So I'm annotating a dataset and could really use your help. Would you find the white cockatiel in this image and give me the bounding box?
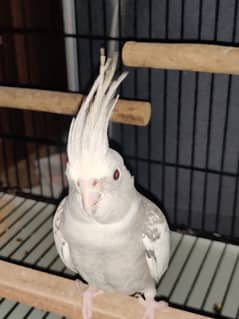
[53,50,170,319]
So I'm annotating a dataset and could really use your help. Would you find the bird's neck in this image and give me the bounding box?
[67,187,141,225]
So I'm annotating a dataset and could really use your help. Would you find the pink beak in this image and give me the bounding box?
[78,179,101,213]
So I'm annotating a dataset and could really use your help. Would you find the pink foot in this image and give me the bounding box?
[138,297,168,319]
[81,285,103,319]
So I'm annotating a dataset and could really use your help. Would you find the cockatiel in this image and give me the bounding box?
[53,50,170,319]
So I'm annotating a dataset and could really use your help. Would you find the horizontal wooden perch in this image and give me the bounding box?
[0,261,210,319]
[123,41,239,75]
[0,86,151,126]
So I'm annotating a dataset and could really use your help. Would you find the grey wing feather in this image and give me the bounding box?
[141,196,170,282]
[53,197,77,273]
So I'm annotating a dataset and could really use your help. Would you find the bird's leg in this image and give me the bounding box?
[75,280,103,319]
[138,297,168,319]
[137,286,168,319]
[82,286,102,319]
[80,283,103,319]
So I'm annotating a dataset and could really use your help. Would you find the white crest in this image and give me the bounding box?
[67,50,127,177]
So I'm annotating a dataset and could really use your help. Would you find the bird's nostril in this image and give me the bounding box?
[92,179,97,187]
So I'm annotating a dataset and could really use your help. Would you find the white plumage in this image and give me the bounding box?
[53,50,170,319]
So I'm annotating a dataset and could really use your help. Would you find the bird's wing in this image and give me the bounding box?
[53,197,77,273]
[141,197,170,283]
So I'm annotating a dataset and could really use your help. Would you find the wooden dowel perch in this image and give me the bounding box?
[0,261,210,319]
[0,86,151,126]
[123,41,239,75]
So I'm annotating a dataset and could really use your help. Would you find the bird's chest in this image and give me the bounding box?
[63,219,148,293]
[72,238,146,293]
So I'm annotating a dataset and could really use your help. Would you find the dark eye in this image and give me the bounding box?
[113,169,120,180]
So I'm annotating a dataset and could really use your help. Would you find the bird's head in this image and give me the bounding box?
[66,50,135,223]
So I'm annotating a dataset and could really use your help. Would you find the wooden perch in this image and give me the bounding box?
[122,41,239,75]
[0,86,151,126]
[0,261,211,319]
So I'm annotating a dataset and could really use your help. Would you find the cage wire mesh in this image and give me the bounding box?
[0,0,239,318]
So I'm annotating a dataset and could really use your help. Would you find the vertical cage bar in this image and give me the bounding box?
[147,0,152,191]
[46,148,54,198]
[87,0,94,76]
[102,0,107,51]
[59,150,66,193]
[201,0,220,231]
[187,0,203,229]
[174,0,185,225]
[118,0,124,148]
[43,114,54,198]
[1,138,10,188]
[161,0,170,204]
[73,0,82,91]
[0,31,9,190]
[133,0,138,179]
[24,141,32,192]
[32,112,43,196]
[22,0,31,85]
[0,34,6,81]
[215,0,238,235]
[62,0,79,92]
[215,73,232,233]
[22,1,43,195]
[22,1,33,193]
[9,113,20,189]
[231,159,239,238]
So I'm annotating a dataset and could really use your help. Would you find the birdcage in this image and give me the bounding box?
[0,1,238,319]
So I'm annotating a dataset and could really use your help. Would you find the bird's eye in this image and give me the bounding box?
[113,169,120,180]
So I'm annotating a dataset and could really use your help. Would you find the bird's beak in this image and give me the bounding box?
[79,180,101,213]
